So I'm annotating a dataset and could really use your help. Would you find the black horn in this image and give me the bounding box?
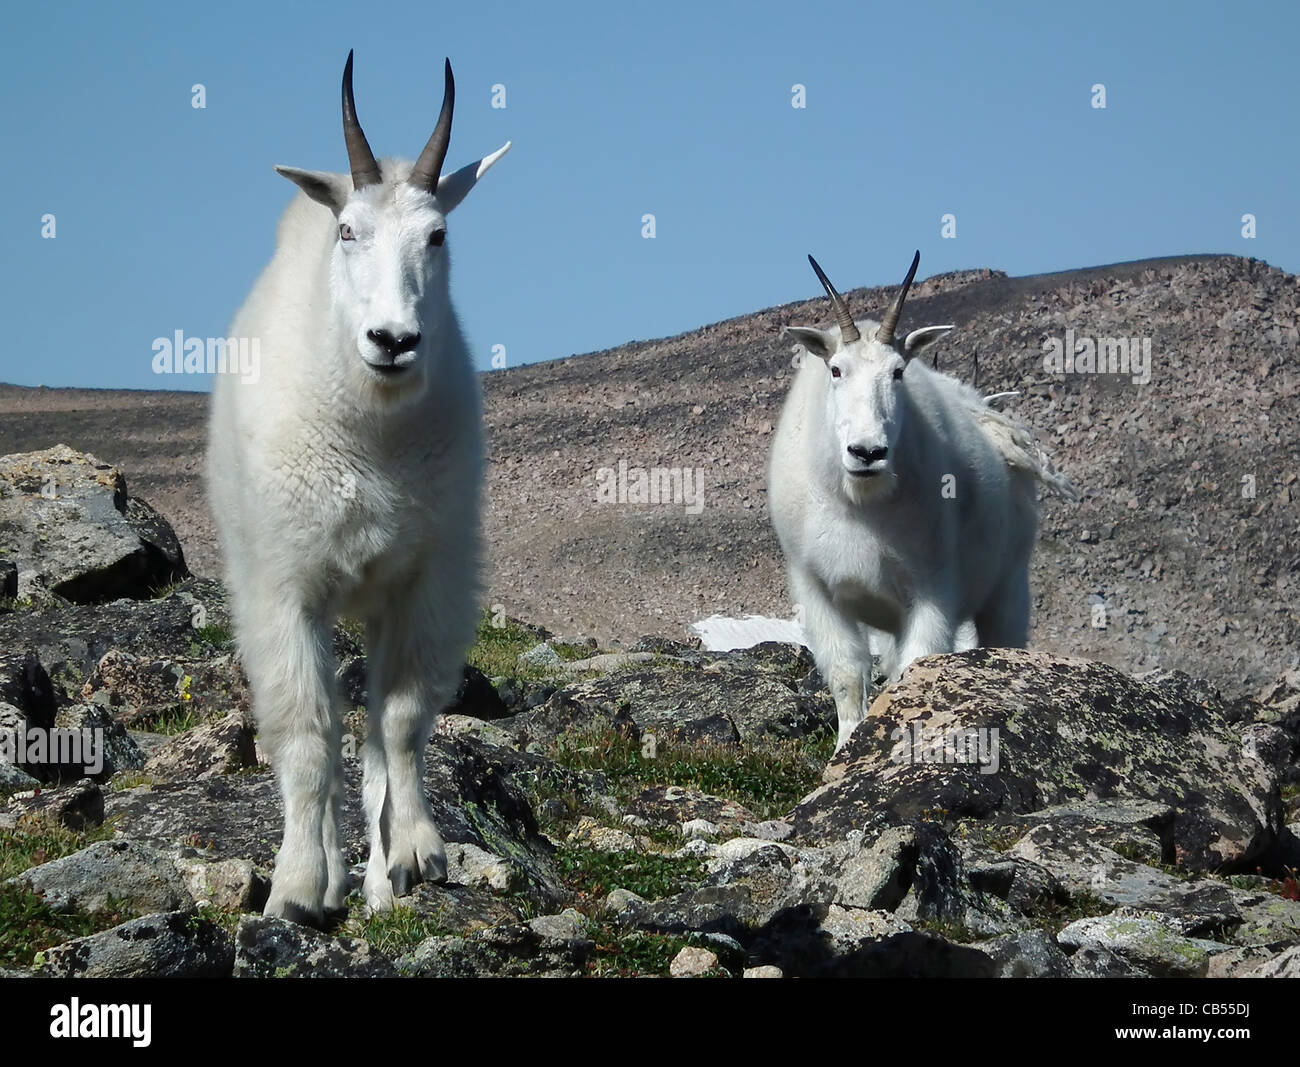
[876,250,920,346]
[342,50,383,189]
[807,255,860,344]
[408,59,455,193]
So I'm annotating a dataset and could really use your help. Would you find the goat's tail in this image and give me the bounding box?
[971,400,1079,501]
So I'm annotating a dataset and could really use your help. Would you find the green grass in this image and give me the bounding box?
[141,704,203,735]
[585,922,732,977]
[467,612,568,681]
[0,817,127,969]
[549,726,832,822]
[342,901,454,958]
[554,846,704,911]
[188,622,235,655]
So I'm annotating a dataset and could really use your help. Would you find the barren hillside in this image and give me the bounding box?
[2,252,1296,695]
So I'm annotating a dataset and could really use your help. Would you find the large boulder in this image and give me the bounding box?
[0,446,188,603]
[790,649,1282,871]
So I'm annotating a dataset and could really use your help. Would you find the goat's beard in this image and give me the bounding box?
[841,468,897,507]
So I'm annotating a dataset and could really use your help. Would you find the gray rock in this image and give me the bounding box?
[792,649,1281,872]
[37,911,233,977]
[972,929,1073,978]
[51,703,145,781]
[0,559,16,598]
[1240,943,1300,977]
[0,760,39,796]
[0,446,187,603]
[670,945,719,976]
[234,915,397,978]
[1228,887,1300,946]
[518,643,565,671]
[8,778,104,829]
[9,839,193,916]
[1057,911,1227,978]
[399,909,593,977]
[833,826,918,911]
[142,710,257,781]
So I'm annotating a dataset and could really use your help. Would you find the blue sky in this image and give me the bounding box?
[2,0,1295,390]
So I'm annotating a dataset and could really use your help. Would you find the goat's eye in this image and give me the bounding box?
[830,365,842,379]
[429,229,446,247]
[892,366,904,381]
[339,224,355,242]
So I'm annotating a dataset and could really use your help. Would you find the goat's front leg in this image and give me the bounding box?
[891,595,957,681]
[362,580,470,909]
[794,569,873,753]
[240,595,342,927]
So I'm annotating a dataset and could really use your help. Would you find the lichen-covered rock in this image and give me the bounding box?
[626,784,756,831]
[51,702,145,781]
[399,910,592,977]
[6,777,104,829]
[8,839,193,915]
[0,446,187,603]
[790,649,1281,871]
[233,916,396,978]
[37,911,233,978]
[142,710,257,781]
[1057,911,1228,978]
[973,929,1073,978]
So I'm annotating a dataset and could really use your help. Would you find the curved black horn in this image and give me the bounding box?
[877,250,920,345]
[342,50,382,189]
[408,59,455,193]
[807,255,860,344]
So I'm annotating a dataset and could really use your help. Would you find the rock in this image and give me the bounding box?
[743,964,783,978]
[0,446,188,603]
[833,826,918,910]
[8,840,193,916]
[0,559,16,598]
[1240,943,1300,977]
[445,841,523,893]
[399,910,593,977]
[444,665,510,720]
[233,916,397,978]
[1056,912,1227,978]
[670,945,719,976]
[519,643,565,671]
[627,784,757,830]
[8,778,104,829]
[973,929,1073,978]
[50,703,145,781]
[682,818,721,840]
[1207,943,1298,978]
[0,649,56,728]
[792,649,1281,872]
[142,710,257,781]
[173,854,266,912]
[565,816,640,853]
[0,761,39,796]
[506,656,832,751]
[1228,887,1300,946]
[37,911,233,978]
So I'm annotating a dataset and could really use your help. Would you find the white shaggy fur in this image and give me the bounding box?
[206,56,508,925]
[768,254,1073,751]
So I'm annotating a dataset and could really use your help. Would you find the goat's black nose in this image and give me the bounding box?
[367,329,421,355]
[848,445,888,465]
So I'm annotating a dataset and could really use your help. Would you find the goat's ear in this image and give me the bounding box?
[436,141,511,215]
[274,167,351,215]
[903,325,954,361]
[782,325,836,361]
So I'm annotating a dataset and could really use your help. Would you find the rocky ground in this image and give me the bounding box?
[1,448,1298,978]
[2,253,1297,697]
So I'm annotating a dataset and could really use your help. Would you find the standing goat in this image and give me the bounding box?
[768,252,1073,751]
[207,52,509,925]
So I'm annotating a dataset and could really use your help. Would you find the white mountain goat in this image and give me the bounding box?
[768,252,1074,751]
[207,52,509,925]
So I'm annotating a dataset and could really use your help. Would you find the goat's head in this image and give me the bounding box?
[275,51,509,395]
[784,252,951,495]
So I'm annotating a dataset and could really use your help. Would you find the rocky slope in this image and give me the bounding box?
[1,253,1295,696]
[1,449,1298,978]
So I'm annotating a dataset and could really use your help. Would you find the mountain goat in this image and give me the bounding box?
[768,252,1074,751]
[207,51,509,925]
